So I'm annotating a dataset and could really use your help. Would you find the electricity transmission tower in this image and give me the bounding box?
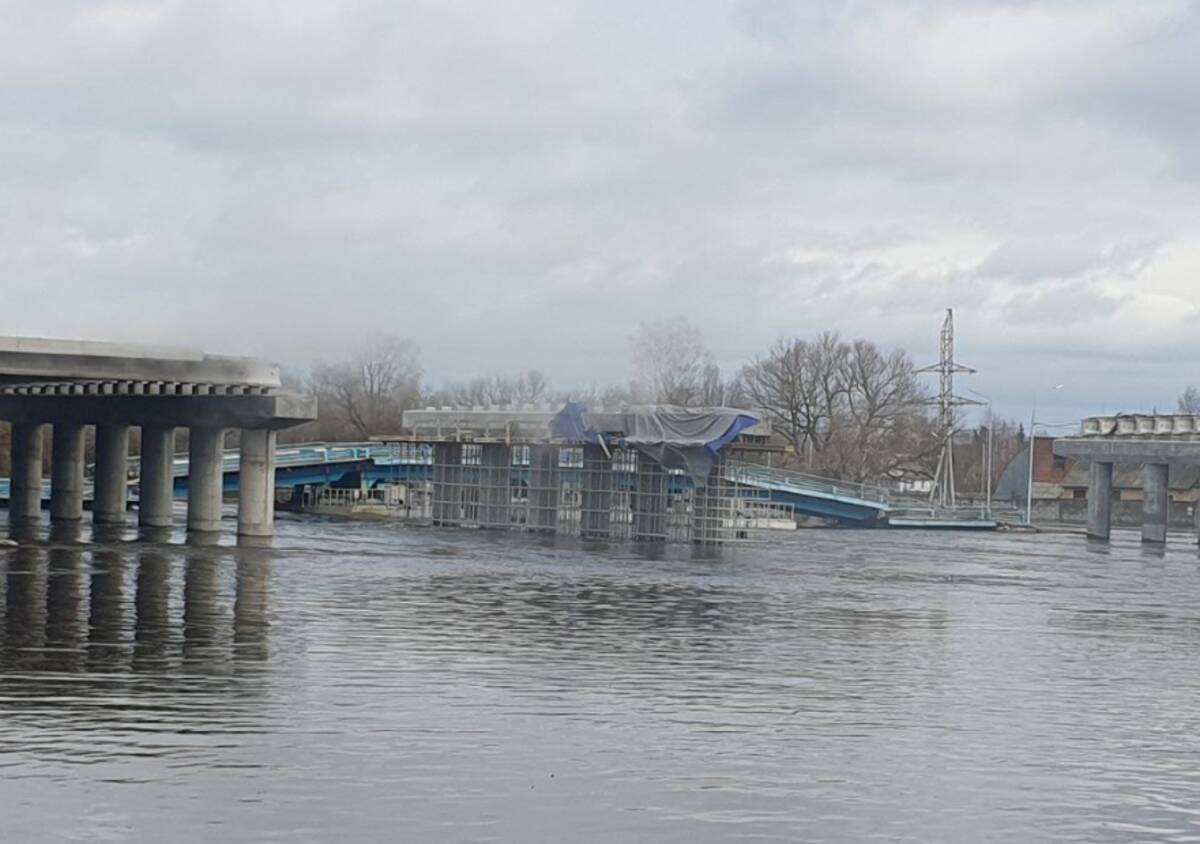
[917,309,982,508]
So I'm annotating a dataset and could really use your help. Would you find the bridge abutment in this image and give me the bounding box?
[186,426,226,536]
[50,422,86,522]
[93,424,130,525]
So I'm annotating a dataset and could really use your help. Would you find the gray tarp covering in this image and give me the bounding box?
[615,406,760,485]
[549,404,760,485]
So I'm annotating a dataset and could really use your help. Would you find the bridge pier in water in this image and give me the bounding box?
[1058,418,1200,546]
[93,424,130,525]
[1141,463,1169,544]
[139,425,176,530]
[1086,461,1113,540]
[9,422,45,524]
[237,429,277,538]
[50,422,86,523]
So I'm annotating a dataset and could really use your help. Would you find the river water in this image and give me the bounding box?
[2,516,1200,842]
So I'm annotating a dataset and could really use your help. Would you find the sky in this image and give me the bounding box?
[2,0,1199,426]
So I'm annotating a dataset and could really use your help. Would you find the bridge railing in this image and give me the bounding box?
[722,461,893,505]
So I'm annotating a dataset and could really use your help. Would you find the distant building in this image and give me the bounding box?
[996,434,1200,503]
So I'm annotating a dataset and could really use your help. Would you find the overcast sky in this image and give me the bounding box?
[3,0,1199,424]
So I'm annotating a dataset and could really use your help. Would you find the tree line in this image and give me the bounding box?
[290,317,1013,487]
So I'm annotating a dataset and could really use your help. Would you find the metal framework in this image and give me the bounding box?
[917,309,981,508]
[341,441,791,544]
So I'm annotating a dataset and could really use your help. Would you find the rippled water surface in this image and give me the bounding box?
[4,515,1200,842]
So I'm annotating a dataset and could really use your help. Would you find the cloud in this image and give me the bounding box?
[0,0,1198,420]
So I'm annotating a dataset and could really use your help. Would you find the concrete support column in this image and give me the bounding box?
[139,425,176,529]
[50,422,86,522]
[187,426,226,535]
[93,424,130,525]
[9,422,46,523]
[1142,462,1169,544]
[1086,461,1113,541]
[237,429,277,538]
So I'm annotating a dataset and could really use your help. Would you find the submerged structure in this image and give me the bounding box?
[370,404,788,544]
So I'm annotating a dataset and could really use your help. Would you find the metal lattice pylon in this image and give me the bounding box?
[917,309,982,508]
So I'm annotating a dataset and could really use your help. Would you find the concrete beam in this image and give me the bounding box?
[93,424,130,525]
[1055,438,1200,465]
[0,392,316,430]
[0,335,280,386]
[50,422,86,522]
[1142,463,1169,544]
[187,427,226,535]
[237,429,276,538]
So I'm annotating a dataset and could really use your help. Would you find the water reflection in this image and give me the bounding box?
[5,523,1200,842]
[0,539,272,683]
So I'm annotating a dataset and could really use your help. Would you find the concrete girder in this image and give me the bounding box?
[0,392,316,430]
[1054,439,1200,465]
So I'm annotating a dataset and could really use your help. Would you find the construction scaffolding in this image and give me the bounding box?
[372,439,790,544]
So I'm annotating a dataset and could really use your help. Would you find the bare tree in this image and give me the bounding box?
[1180,385,1200,414]
[631,317,715,405]
[311,334,422,439]
[742,332,931,481]
[430,369,553,407]
[738,332,849,460]
[823,340,930,481]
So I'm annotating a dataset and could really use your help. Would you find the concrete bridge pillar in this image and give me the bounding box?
[9,422,46,523]
[139,425,176,530]
[1142,462,1169,544]
[1086,461,1113,540]
[93,424,130,525]
[50,422,86,522]
[187,426,226,536]
[237,429,276,539]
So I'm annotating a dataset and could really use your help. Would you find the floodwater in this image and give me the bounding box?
[3,517,1200,843]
